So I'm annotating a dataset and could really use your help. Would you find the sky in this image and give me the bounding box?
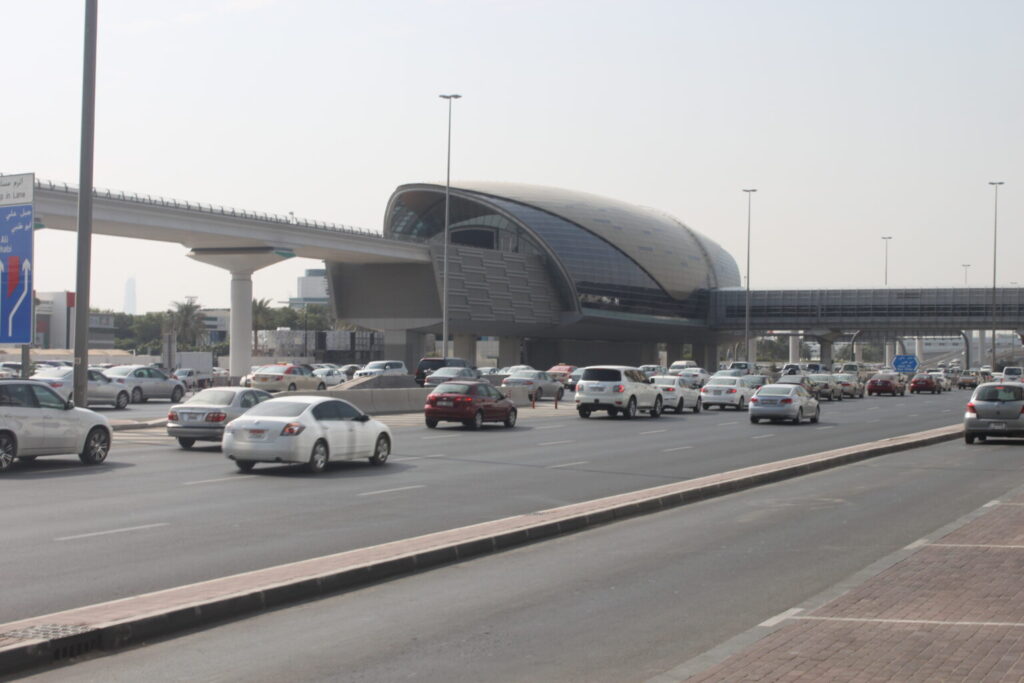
[4,0,1023,313]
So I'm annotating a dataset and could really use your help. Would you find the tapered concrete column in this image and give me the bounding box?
[977,330,986,364]
[854,342,864,363]
[498,337,521,368]
[453,333,477,365]
[820,341,833,370]
[884,342,896,367]
[789,336,801,363]
[915,337,925,359]
[747,338,759,365]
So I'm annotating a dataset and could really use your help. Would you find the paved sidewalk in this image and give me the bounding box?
[678,491,1024,682]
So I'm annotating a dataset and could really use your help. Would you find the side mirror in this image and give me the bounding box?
[65,399,75,410]
[355,413,370,422]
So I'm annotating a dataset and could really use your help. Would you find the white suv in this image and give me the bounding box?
[574,365,663,419]
[354,360,408,378]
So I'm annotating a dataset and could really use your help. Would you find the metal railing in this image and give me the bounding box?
[35,178,384,240]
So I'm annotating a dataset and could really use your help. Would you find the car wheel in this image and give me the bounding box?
[369,435,390,465]
[79,427,110,465]
[115,391,130,410]
[675,398,685,414]
[810,406,821,423]
[792,408,803,425]
[578,409,591,419]
[177,437,195,450]
[837,392,843,401]
[623,398,637,419]
[288,383,297,392]
[750,416,760,424]
[736,397,745,411]
[650,396,662,418]
[504,409,518,428]
[131,387,144,404]
[0,432,16,471]
[965,433,976,445]
[236,460,256,472]
[468,410,484,430]
[171,386,184,403]
[317,383,326,391]
[425,417,438,429]
[307,440,329,473]
[693,398,702,414]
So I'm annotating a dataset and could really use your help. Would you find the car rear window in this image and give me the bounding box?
[653,377,677,386]
[975,385,1024,402]
[431,383,473,395]
[582,368,622,382]
[258,365,291,374]
[244,401,310,417]
[186,389,236,406]
[870,374,894,381]
[708,378,737,386]
[757,386,792,396]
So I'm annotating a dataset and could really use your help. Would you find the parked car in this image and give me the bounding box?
[29,366,131,409]
[807,374,843,401]
[424,381,517,429]
[749,384,820,424]
[250,364,326,392]
[172,368,201,391]
[355,360,408,379]
[867,373,906,396]
[313,367,347,387]
[574,366,663,419]
[547,364,577,383]
[910,374,942,394]
[834,373,866,398]
[414,357,467,386]
[964,382,1024,444]
[223,396,392,473]
[167,387,273,449]
[0,380,112,472]
[501,370,564,401]
[103,365,186,404]
[651,375,702,413]
[424,366,480,387]
[700,376,753,410]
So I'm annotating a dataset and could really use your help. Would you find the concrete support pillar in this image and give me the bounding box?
[819,340,833,371]
[854,342,865,363]
[977,330,986,364]
[229,271,254,379]
[666,343,683,365]
[884,342,896,367]
[453,333,477,365]
[915,337,925,359]
[497,337,521,368]
[693,341,719,371]
[789,336,801,363]
[747,337,759,365]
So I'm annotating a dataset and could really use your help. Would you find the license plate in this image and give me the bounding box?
[590,386,605,392]
[182,413,200,422]
[989,423,1006,430]
[437,400,452,407]
[248,429,266,440]
[713,390,721,395]
[760,399,777,405]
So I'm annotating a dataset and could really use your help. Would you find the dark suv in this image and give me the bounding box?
[415,357,469,386]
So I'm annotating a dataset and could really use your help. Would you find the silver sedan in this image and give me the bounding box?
[501,370,565,401]
[167,387,274,449]
[30,367,131,409]
[104,365,186,404]
[749,384,820,424]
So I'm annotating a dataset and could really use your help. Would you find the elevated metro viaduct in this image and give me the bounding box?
[31,178,1024,375]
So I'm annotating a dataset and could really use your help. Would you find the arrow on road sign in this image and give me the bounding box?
[8,258,30,336]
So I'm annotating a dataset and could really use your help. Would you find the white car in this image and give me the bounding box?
[651,375,702,413]
[223,396,393,474]
[668,360,698,374]
[0,380,112,472]
[928,371,953,392]
[103,365,186,404]
[638,364,668,379]
[574,365,663,419]
[313,367,347,387]
[700,376,753,410]
[676,367,711,387]
[353,360,408,378]
[30,366,131,409]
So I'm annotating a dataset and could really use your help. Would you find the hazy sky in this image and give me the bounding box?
[5,0,1023,313]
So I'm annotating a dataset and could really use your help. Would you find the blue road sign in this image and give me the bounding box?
[892,355,919,373]
[0,173,34,345]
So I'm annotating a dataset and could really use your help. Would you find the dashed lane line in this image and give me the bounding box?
[358,485,426,497]
[751,434,775,440]
[663,446,693,452]
[56,523,170,542]
[547,461,589,469]
[538,440,574,447]
[183,476,257,486]
[640,429,667,435]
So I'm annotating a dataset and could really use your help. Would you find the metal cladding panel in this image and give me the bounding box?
[411,182,740,299]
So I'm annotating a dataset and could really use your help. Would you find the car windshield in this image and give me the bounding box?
[258,365,291,374]
[757,386,793,396]
[708,378,737,386]
[365,362,389,370]
[432,383,473,395]
[581,368,622,382]
[243,401,310,417]
[419,359,447,371]
[104,366,134,377]
[975,385,1024,402]
[512,371,541,379]
[913,374,933,380]
[186,389,236,406]
[34,367,69,378]
[1003,368,1022,376]
[432,367,463,377]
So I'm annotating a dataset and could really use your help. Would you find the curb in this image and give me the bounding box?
[0,423,963,676]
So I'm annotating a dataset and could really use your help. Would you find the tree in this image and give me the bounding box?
[252,297,274,353]
[167,300,208,349]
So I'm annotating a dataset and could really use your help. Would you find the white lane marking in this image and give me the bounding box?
[56,523,170,542]
[183,476,258,485]
[547,460,589,469]
[396,453,446,462]
[905,538,929,549]
[868,406,880,411]
[535,424,562,430]
[538,440,574,446]
[751,434,774,440]
[932,543,1024,549]
[640,429,667,435]
[718,421,737,426]
[760,608,803,627]
[943,409,953,413]
[421,434,458,440]
[663,446,693,452]
[358,485,425,497]
[984,500,1001,508]
[795,615,1024,628]
[816,426,835,430]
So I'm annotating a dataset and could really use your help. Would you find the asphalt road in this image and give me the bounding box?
[25,437,1024,682]
[2,390,970,624]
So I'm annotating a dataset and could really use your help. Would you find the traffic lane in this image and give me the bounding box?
[0,392,971,621]
[29,439,1024,683]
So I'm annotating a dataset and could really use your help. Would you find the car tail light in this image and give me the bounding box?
[168,411,178,421]
[274,375,283,381]
[662,387,675,392]
[48,382,64,388]
[749,396,758,403]
[966,403,976,414]
[780,398,793,404]
[205,412,227,422]
[701,387,708,393]
[455,396,473,403]
[727,388,737,394]
[281,422,304,436]
[614,384,625,393]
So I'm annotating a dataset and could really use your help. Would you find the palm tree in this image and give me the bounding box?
[252,297,274,354]
[167,300,208,349]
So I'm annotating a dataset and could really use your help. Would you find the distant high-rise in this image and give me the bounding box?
[124,276,137,315]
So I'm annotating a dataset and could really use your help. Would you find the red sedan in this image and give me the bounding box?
[424,381,518,429]
[910,374,941,394]
[867,373,906,396]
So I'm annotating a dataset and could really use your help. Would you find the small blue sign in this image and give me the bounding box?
[892,355,919,373]
[0,202,34,344]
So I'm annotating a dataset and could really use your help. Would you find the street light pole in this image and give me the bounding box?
[742,189,756,362]
[989,181,1004,369]
[439,94,461,360]
[881,236,893,286]
[962,264,970,286]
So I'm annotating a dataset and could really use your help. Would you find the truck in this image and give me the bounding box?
[173,351,214,390]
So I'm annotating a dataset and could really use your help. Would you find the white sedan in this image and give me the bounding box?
[651,375,702,413]
[700,376,753,410]
[223,396,393,474]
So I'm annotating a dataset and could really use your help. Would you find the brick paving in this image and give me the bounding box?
[685,497,1024,682]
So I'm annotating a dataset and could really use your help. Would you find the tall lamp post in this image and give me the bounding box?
[989,181,1004,369]
[962,264,970,286]
[439,94,461,359]
[742,189,756,362]
[881,236,893,286]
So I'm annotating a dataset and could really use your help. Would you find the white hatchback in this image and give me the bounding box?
[651,375,702,413]
[574,366,663,419]
[700,376,753,410]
